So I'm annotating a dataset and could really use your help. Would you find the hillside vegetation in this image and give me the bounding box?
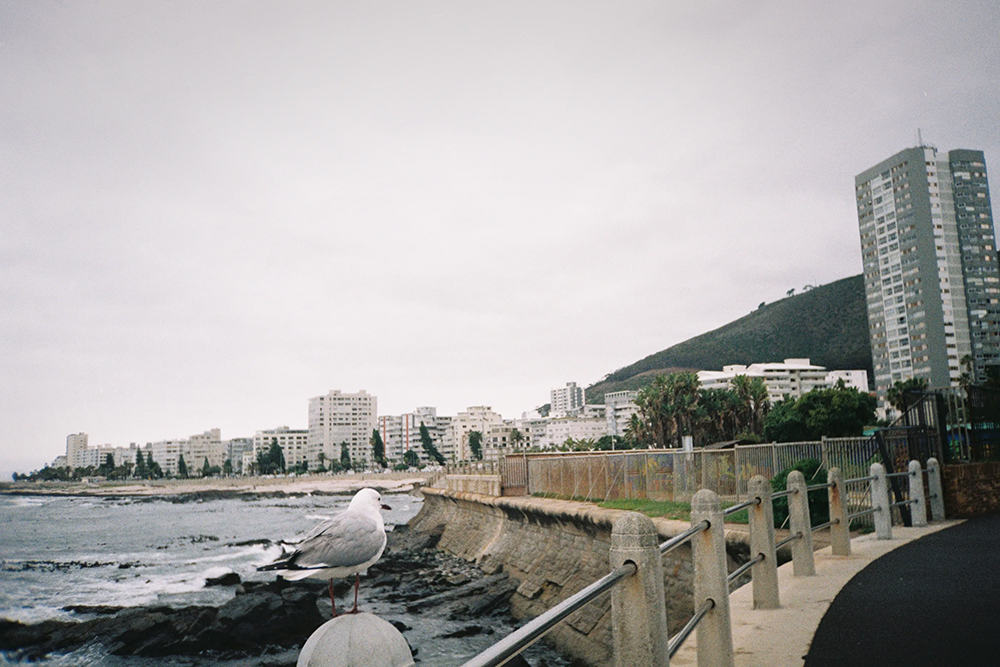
[588,275,871,403]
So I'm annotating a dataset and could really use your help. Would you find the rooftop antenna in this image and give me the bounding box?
[917,128,923,147]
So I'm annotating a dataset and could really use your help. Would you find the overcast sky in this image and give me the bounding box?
[2,1,998,475]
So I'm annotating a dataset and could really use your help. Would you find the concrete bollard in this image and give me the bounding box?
[871,463,892,539]
[610,512,670,667]
[691,489,735,667]
[908,460,928,527]
[926,457,946,521]
[297,613,414,667]
[827,467,851,557]
[747,475,779,609]
[786,470,815,576]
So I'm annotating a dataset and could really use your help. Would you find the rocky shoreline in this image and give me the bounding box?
[0,473,431,499]
[0,525,562,667]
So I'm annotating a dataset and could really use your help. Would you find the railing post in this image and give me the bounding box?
[908,460,927,527]
[926,457,946,521]
[827,467,851,557]
[786,470,815,576]
[748,475,779,609]
[871,462,892,539]
[609,512,670,667]
[691,489,735,667]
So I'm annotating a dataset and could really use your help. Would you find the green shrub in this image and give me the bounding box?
[770,458,829,529]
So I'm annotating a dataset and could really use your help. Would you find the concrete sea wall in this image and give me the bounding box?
[410,488,749,666]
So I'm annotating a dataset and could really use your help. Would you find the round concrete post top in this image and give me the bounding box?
[611,511,658,545]
[692,488,720,512]
[297,613,414,667]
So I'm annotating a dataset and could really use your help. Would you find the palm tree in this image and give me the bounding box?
[510,428,525,449]
[886,377,930,416]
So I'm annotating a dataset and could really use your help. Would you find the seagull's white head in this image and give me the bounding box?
[349,488,389,515]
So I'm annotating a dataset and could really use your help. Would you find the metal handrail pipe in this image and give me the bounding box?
[659,520,709,555]
[727,553,765,584]
[845,475,877,484]
[928,493,939,499]
[722,497,761,516]
[811,518,840,533]
[771,488,797,500]
[667,598,715,659]
[891,499,919,508]
[806,482,835,491]
[459,562,637,667]
[775,531,803,550]
[885,471,912,479]
[847,507,878,520]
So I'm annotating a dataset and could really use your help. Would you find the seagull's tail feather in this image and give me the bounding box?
[257,560,293,572]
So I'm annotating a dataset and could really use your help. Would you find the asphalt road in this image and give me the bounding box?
[804,511,1000,667]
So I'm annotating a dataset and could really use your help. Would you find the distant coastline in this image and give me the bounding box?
[0,471,429,498]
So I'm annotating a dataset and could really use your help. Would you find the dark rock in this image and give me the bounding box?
[205,571,242,586]
[440,625,485,638]
[61,604,125,615]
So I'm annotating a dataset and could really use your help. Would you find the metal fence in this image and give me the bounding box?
[510,438,885,505]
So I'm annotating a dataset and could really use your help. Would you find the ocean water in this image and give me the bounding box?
[0,493,571,667]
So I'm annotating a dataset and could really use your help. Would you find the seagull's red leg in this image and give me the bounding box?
[350,573,360,613]
[329,578,339,618]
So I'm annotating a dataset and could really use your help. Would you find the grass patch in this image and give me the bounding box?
[598,498,751,524]
[536,493,751,524]
[598,498,693,521]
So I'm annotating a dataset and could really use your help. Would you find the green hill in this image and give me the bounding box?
[587,275,871,402]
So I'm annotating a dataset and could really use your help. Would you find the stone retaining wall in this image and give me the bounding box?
[410,488,749,666]
[942,461,1000,517]
[444,474,502,496]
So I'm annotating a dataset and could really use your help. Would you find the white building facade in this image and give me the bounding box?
[698,359,870,403]
[254,427,309,470]
[605,390,640,438]
[550,382,585,414]
[449,406,503,461]
[308,390,377,468]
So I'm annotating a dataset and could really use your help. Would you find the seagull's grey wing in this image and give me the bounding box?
[293,510,385,569]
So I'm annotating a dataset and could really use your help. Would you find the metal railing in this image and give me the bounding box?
[462,457,947,667]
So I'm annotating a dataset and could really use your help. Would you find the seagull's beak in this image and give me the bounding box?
[381,504,391,510]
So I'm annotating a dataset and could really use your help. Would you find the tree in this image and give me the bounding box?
[340,442,351,469]
[269,440,285,473]
[255,439,286,475]
[134,450,148,479]
[885,377,930,415]
[624,412,653,448]
[202,457,212,477]
[371,429,387,468]
[468,430,483,460]
[315,452,327,473]
[763,385,877,442]
[403,449,420,468]
[510,428,525,449]
[419,423,446,465]
[635,372,702,447]
[223,458,233,476]
[177,454,189,479]
[146,455,163,479]
[99,453,115,478]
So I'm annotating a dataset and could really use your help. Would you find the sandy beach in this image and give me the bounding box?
[0,471,432,497]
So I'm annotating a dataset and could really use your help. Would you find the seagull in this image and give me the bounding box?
[258,487,390,616]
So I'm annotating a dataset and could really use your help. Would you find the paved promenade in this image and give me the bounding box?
[671,517,975,666]
[805,512,1000,666]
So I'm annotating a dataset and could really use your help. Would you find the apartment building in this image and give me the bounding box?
[307,390,377,468]
[550,382,585,414]
[856,145,998,398]
[698,359,869,403]
[253,426,309,469]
